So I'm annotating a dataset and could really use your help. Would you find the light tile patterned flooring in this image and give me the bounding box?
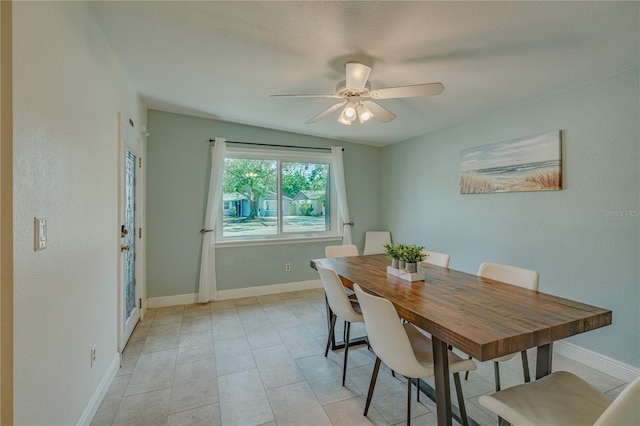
[92,288,628,426]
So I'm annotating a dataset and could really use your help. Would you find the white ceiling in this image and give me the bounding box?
[88,1,639,147]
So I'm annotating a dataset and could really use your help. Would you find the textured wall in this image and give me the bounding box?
[381,68,640,367]
[12,2,145,423]
[146,111,382,297]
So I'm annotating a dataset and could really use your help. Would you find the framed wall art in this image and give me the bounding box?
[460,130,562,194]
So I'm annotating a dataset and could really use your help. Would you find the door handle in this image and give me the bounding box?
[121,245,131,252]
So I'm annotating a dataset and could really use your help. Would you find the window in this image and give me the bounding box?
[218,147,338,243]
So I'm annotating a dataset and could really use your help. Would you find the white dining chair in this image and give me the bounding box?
[353,283,477,426]
[479,370,640,426]
[421,250,451,268]
[469,262,539,391]
[363,231,391,255]
[325,244,359,258]
[316,264,364,386]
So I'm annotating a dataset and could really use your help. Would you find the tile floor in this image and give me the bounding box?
[92,288,628,426]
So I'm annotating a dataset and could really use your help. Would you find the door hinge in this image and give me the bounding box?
[139,298,142,309]
[138,157,142,168]
[138,227,142,239]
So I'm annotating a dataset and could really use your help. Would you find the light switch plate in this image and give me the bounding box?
[34,217,47,251]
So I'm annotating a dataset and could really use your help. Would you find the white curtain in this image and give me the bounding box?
[331,146,352,244]
[198,138,226,302]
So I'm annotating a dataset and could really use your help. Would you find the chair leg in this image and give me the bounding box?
[416,378,420,402]
[521,350,531,383]
[464,355,472,380]
[453,372,469,426]
[342,321,351,386]
[325,313,336,357]
[364,357,381,416]
[407,378,412,426]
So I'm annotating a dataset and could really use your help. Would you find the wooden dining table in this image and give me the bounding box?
[310,254,612,426]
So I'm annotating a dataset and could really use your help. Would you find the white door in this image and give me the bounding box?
[119,117,141,351]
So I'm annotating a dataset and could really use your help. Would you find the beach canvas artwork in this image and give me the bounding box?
[460,130,562,194]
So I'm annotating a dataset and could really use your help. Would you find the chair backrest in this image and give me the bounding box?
[316,265,362,323]
[325,244,359,258]
[478,262,539,291]
[594,375,640,425]
[353,283,427,378]
[421,250,451,268]
[363,231,392,255]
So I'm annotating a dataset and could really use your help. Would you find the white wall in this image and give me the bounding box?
[381,68,639,369]
[13,2,145,424]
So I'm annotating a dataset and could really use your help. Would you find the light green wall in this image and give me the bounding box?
[146,111,381,297]
[381,68,640,367]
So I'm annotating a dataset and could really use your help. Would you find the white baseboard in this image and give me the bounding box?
[554,341,640,383]
[147,279,322,309]
[147,292,200,308]
[77,353,120,426]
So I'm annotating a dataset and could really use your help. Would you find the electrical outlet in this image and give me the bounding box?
[90,345,96,367]
[285,263,291,272]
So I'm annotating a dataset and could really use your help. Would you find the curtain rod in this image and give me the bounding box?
[208,139,343,152]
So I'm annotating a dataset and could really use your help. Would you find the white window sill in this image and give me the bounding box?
[215,235,343,248]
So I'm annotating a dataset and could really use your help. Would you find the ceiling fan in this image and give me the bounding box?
[271,61,445,125]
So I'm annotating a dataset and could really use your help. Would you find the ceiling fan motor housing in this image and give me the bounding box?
[336,80,371,98]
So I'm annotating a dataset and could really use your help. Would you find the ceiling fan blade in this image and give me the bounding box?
[306,102,347,124]
[346,62,371,91]
[370,83,445,99]
[270,94,342,98]
[363,100,396,123]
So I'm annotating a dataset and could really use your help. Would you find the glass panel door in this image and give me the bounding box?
[124,149,136,322]
[119,118,140,351]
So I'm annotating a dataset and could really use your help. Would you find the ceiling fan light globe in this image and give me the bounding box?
[343,103,356,119]
[356,104,373,123]
[337,114,352,125]
[337,103,357,125]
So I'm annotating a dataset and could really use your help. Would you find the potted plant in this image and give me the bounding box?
[393,243,407,270]
[400,244,427,273]
[383,242,400,268]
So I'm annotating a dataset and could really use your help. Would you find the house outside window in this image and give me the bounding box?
[217,147,339,244]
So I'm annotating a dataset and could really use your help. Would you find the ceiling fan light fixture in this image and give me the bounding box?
[343,102,356,119]
[338,102,357,125]
[337,114,352,125]
[356,103,373,123]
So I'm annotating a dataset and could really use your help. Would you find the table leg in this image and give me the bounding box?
[535,343,553,380]
[415,379,480,426]
[432,336,452,426]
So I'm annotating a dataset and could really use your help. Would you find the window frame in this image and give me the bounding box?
[215,147,341,247]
